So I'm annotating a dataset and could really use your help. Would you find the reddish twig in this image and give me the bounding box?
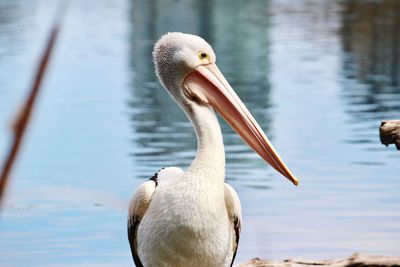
[0,16,62,204]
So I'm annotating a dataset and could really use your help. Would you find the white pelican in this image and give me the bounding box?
[127,32,298,267]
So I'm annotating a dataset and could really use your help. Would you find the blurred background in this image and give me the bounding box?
[0,0,399,266]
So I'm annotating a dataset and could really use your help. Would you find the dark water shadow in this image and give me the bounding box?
[340,0,400,148]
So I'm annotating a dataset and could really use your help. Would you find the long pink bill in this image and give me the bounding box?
[183,63,299,186]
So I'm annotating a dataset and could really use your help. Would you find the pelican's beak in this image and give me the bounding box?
[183,63,299,186]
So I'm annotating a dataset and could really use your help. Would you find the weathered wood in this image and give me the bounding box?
[238,253,400,267]
[380,120,400,150]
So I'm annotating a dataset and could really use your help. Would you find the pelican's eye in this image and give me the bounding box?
[198,51,208,60]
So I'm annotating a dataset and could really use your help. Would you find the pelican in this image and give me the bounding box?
[127,32,298,267]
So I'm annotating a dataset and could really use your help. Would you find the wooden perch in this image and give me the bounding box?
[380,120,400,150]
[0,15,62,204]
[238,253,400,267]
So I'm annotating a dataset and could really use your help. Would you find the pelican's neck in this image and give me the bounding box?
[185,104,225,181]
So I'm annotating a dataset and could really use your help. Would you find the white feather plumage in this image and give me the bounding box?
[128,32,242,267]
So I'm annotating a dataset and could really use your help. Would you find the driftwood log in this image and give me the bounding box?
[238,253,400,267]
[380,120,400,150]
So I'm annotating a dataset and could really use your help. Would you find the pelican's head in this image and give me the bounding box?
[153,32,299,186]
[153,32,216,100]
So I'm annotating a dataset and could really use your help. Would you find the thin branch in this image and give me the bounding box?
[0,13,63,204]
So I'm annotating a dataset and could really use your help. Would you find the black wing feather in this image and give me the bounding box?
[230,215,241,267]
[128,215,144,267]
[127,171,161,266]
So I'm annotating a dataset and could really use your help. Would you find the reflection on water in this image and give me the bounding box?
[0,0,399,266]
[341,0,400,147]
[129,0,273,183]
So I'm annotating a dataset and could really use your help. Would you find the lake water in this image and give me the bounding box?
[0,0,399,266]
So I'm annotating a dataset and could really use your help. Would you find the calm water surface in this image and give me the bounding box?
[0,0,399,266]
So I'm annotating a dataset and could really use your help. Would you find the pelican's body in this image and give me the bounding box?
[128,33,298,267]
[135,168,238,267]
